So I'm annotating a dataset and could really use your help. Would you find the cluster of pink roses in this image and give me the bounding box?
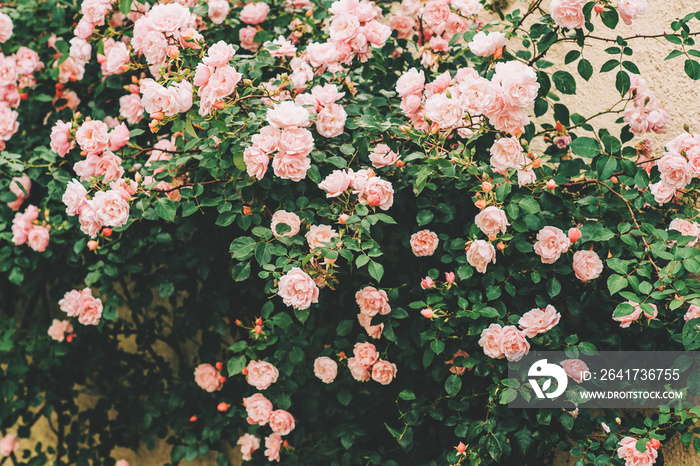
[0,45,43,146]
[489,137,537,186]
[397,61,539,137]
[238,2,270,52]
[533,226,603,282]
[193,363,225,392]
[318,168,395,210]
[58,288,104,326]
[296,83,348,138]
[348,342,397,384]
[624,73,671,136]
[7,174,30,211]
[140,78,193,121]
[47,319,75,343]
[63,178,135,238]
[50,118,130,162]
[355,286,391,338]
[616,436,658,466]
[244,101,314,182]
[649,132,700,205]
[11,205,50,252]
[668,218,700,246]
[613,301,657,328]
[242,392,295,462]
[194,41,242,116]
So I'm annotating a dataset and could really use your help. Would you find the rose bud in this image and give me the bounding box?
[594,3,604,13]
[546,179,557,190]
[497,242,505,250]
[611,176,618,184]
[66,333,76,343]
[482,181,492,193]
[189,416,198,422]
[218,376,226,384]
[420,276,434,289]
[555,121,564,132]
[456,442,466,453]
[648,439,661,450]
[445,272,455,283]
[215,362,223,371]
[396,160,405,168]
[102,228,112,237]
[254,325,262,334]
[255,317,263,325]
[241,367,248,375]
[475,199,487,209]
[420,309,434,318]
[532,157,542,168]
[242,206,252,215]
[568,227,582,243]
[87,240,98,250]
[216,402,229,412]
[235,319,243,326]
[150,111,164,121]
[338,214,349,224]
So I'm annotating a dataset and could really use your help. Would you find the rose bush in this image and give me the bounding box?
[2,0,700,465]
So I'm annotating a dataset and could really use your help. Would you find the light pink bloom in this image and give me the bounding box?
[371,359,397,385]
[355,286,391,318]
[490,137,525,172]
[560,359,589,384]
[246,360,279,390]
[422,0,450,26]
[492,61,540,108]
[79,202,103,238]
[657,153,691,190]
[533,226,570,264]
[305,224,339,250]
[203,41,235,67]
[369,144,399,168]
[316,103,347,138]
[265,36,297,58]
[278,128,314,157]
[519,305,561,338]
[239,26,261,52]
[104,42,130,75]
[241,2,270,24]
[62,179,88,216]
[466,239,496,273]
[92,190,130,227]
[243,146,270,180]
[0,13,13,43]
[78,289,103,326]
[236,434,260,461]
[549,0,585,29]
[329,14,360,42]
[348,357,371,381]
[499,326,530,362]
[27,225,50,252]
[75,120,109,154]
[475,206,509,236]
[194,363,223,392]
[139,30,168,65]
[669,218,700,246]
[147,3,192,36]
[306,41,340,67]
[357,313,384,339]
[390,15,416,40]
[410,230,439,257]
[269,410,295,436]
[353,342,379,367]
[245,393,273,425]
[318,170,351,197]
[278,267,319,310]
[618,0,649,25]
[616,436,658,466]
[357,177,394,210]
[109,123,130,151]
[48,319,74,342]
[252,126,281,153]
[469,31,507,57]
[208,0,230,24]
[572,250,603,282]
[396,68,425,97]
[424,94,462,129]
[364,20,392,47]
[314,356,338,383]
[0,434,18,457]
[684,305,700,321]
[271,210,301,237]
[119,94,144,124]
[272,152,311,182]
[267,101,311,129]
[264,434,282,462]
[59,289,83,317]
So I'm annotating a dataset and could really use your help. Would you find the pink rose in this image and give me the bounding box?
[616,436,658,466]
[81,0,110,25]
[490,136,525,172]
[269,410,295,436]
[466,239,496,273]
[618,0,648,25]
[194,63,213,87]
[50,120,75,156]
[243,146,270,180]
[329,14,360,42]
[355,287,391,316]
[657,153,691,189]
[265,36,297,58]
[318,170,351,197]
[92,190,130,227]
[252,126,281,153]
[119,94,144,124]
[492,61,540,108]
[76,120,109,155]
[104,42,130,75]
[306,41,340,67]
[478,324,505,358]
[357,313,384,339]
[499,326,530,362]
[236,434,260,461]
[194,363,223,392]
[278,128,314,157]
[685,305,700,321]
[208,0,230,25]
[245,393,273,425]
[271,210,301,237]
[613,301,657,328]
[422,0,450,26]
[390,15,416,40]
[78,290,103,326]
[246,360,279,390]
[549,0,585,29]
[315,103,347,138]
[140,79,183,117]
[272,152,311,181]
[264,434,282,462]
[241,2,270,25]
[203,41,235,67]
[278,267,319,310]
[79,202,103,238]
[59,289,82,317]
[0,13,13,43]
[47,319,74,342]
[305,224,339,250]
[364,20,392,47]
[410,230,439,257]
[560,359,588,384]
[669,218,700,246]
[109,123,130,151]
[140,30,168,65]
[475,206,509,236]
[239,26,261,52]
[396,68,425,97]
[74,18,95,40]
[348,357,371,382]
[0,434,18,457]
[572,250,603,282]
[371,359,397,385]
[27,225,50,252]
[369,144,400,168]
[357,177,394,210]
[424,94,462,129]
[267,101,311,129]
[63,179,88,216]
[469,31,508,57]
[649,181,676,205]
[353,342,379,367]
[313,356,338,383]
[519,305,561,338]
[147,3,192,36]
[533,226,570,264]
[311,83,345,108]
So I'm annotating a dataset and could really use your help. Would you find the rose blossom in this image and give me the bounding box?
[422,0,450,26]
[560,359,589,384]
[348,356,371,381]
[390,15,416,39]
[271,210,301,237]
[466,239,496,273]
[499,326,530,362]
[533,226,570,264]
[410,230,439,257]
[269,410,295,435]
[0,434,18,457]
[314,356,338,383]
[194,363,223,392]
[613,301,657,328]
[549,0,585,29]
[371,359,397,385]
[475,207,509,236]
[92,190,130,227]
[109,123,130,151]
[267,101,311,128]
[0,13,13,43]
[62,179,88,216]
[357,313,384,339]
[27,225,50,252]
[272,152,311,182]
[492,61,540,108]
[244,393,273,425]
[203,41,235,67]
[305,224,339,250]
[572,250,603,282]
[316,103,347,138]
[469,31,508,57]
[119,94,144,124]
[246,360,279,390]
[236,434,260,461]
[369,144,400,168]
[519,305,561,338]
[669,218,700,246]
[208,0,230,24]
[239,26,260,52]
[352,342,379,367]
[618,0,649,25]
[396,68,425,97]
[657,153,691,189]
[616,436,658,466]
[479,324,504,359]
[243,146,270,180]
[424,94,462,129]
[355,286,391,317]
[104,42,130,75]
[47,319,74,342]
[147,3,192,36]
[252,126,281,154]
[75,120,109,154]
[50,120,75,156]
[490,137,525,172]
[264,434,282,462]
[278,267,319,309]
[59,289,82,317]
[318,170,351,197]
[358,177,394,210]
[79,202,102,238]
[684,304,700,321]
[241,2,270,24]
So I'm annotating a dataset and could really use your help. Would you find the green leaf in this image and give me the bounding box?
[600,8,619,28]
[685,59,700,80]
[683,318,700,350]
[445,374,462,396]
[577,59,593,81]
[569,137,601,157]
[119,0,131,15]
[230,236,257,260]
[416,210,434,226]
[155,197,178,222]
[227,355,246,375]
[337,389,352,406]
[399,390,416,401]
[607,275,628,295]
[552,71,577,94]
[430,340,445,355]
[337,319,353,336]
[615,70,631,95]
[368,261,384,283]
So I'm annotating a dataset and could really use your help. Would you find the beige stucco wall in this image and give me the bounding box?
[8,1,700,464]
